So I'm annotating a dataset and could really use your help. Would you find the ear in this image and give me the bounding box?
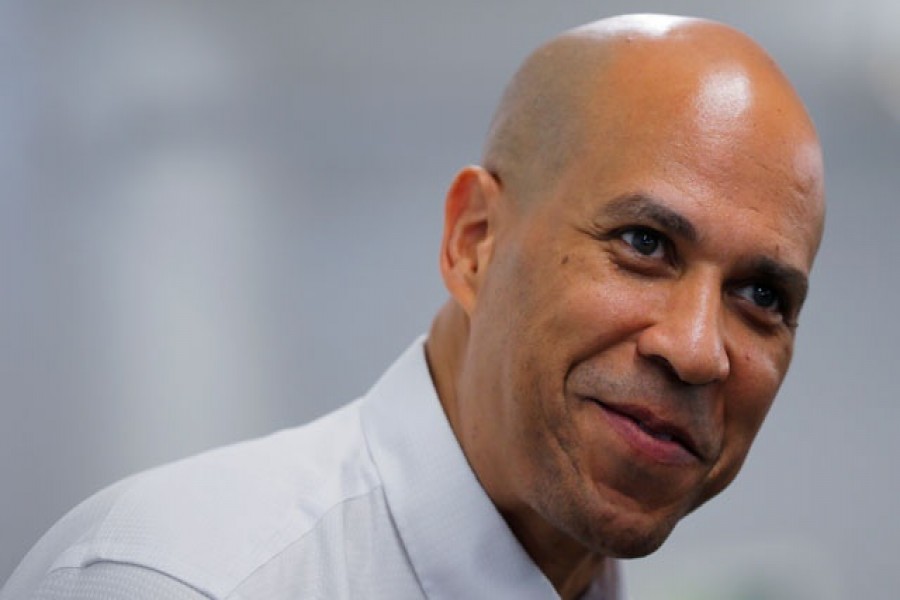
[439,166,504,315]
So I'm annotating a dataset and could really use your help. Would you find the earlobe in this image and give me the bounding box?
[439,166,503,315]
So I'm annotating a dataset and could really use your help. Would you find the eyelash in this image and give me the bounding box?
[731,281,794,325]
[614,226,794,325]
[617,227,673,263]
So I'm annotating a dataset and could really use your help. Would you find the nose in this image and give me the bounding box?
[636,273,730,386]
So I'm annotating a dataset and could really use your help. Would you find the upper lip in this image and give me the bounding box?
[593,399,704,460]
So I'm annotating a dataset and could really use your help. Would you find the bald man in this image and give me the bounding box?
[3,14,824,600]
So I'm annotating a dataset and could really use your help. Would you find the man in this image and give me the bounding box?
[3,13,824,600]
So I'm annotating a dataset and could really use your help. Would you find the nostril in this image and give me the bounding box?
[642,348,727,387]
[646,354,684,384]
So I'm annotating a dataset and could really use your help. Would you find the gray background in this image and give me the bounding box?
[1,2,897,598]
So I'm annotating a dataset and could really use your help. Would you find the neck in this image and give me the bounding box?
[501,506,613,599]
[425,301,614,599]
[424,302,467,430]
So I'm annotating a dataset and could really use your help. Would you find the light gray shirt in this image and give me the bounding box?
[2,337,621,599]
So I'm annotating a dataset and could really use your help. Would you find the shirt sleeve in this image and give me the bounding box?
[26,562,211,600]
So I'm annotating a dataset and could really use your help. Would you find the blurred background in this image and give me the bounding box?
[1,1,897,598]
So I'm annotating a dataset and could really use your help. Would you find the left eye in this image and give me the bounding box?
[621,228,665,257]
[735,283,781,311]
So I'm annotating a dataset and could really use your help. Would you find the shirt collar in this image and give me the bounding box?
[360,337,621,600]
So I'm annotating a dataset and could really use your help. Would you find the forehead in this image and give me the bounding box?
[552,138,822,272]
[554,63,824,270]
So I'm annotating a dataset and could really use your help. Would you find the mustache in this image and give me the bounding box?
[567,361,720,459]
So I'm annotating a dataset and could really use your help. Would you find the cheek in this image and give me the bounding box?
[728,339,792,434]
[702,340,791,500]
[547,255,663,351]
[495,255,607,477]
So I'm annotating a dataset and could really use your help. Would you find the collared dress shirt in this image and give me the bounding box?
[2,338,622,599]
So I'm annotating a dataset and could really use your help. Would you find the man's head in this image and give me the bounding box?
[428,13,824,567]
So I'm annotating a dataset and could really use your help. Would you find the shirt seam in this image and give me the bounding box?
[221,484,387,599]
[38,561,215,599]
[40,485,387,600]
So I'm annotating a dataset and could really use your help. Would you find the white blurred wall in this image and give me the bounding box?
[1,2,898,598]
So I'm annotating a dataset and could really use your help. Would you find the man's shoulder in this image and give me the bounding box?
[4,399,387,599]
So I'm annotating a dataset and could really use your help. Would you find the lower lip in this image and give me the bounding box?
[592,401,697,466]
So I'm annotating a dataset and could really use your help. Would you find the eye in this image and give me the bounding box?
[734,282,783,313]
[620,228,666,258]
[737,283,778,309]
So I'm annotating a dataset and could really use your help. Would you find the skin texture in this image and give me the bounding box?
[425,14,825,600]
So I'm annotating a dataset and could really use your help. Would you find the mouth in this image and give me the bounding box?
[589,399,703,464]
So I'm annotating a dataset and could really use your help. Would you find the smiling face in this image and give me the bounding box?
[468,144,820,557]
[437,18,824,561]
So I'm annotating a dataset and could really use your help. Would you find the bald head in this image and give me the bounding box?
[483,14,824,233]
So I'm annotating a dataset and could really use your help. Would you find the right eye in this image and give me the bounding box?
[620,227,667,259]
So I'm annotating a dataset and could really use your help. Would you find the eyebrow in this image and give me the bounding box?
[599,192,810,305]
[601,193,698,242]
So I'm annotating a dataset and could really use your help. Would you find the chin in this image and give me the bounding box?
[533,475,690,559]
[592,521,676,559]
[584,506,685,559]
